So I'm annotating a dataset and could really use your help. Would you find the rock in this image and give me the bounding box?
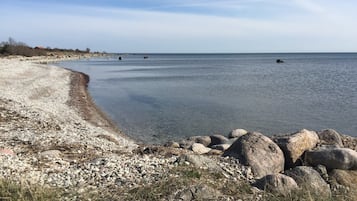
[179,139,195,149]
[39,150,62,160]
[305,148,357,170]
[211,144,231,151]
[274,129,319,168]
[228,129,248,139]
[315,164,329,181]
[190,143,211,154]
[174,184,221,200]
[179,136,211,149]
[318,129,343,147]
[178,154,221,171]
[209,135,229,147]
[223,132,284,178]
[189,136,211,147]
[227,137,239,145]
[285,166,331,198]
[165,141,180,148]
[254,173,298,195]
[340,134,357,151]
[207,149,223,155]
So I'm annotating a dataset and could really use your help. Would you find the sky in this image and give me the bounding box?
[1,0,357,53]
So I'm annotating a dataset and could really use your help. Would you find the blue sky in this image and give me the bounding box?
[1,0,357,53]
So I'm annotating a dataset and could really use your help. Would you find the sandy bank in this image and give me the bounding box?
[0,57,136,152]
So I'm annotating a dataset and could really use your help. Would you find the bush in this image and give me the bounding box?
[0,38,47,57]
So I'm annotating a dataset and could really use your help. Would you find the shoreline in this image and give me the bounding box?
[1,55,357,200]
[66,68,130,140]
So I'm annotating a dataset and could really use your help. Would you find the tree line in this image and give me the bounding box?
[0,37,90,57]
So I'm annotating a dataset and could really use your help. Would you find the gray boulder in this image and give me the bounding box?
[318,129,343,147]
[285,166,331,198]
[190,143,211,154]
[223,132,284,178]
[305,147,357,170]
[254,173,298,195]
[228,128,248,138]
[209,134,229,147]
[274,129,319,168]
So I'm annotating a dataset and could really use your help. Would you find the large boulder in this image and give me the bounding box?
[318,129,343,147]
[285,166,331,198]
[254,173,298,196]
[305,147,357,170]
[223,132,284,178]
[228,128,248,138]
[274,129,319,168]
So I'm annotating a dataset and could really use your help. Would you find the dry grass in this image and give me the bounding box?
[0,179,60,201]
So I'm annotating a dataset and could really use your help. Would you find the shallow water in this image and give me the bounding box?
[60,53,357,143]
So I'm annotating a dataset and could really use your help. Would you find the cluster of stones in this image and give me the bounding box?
[167,128,357,197]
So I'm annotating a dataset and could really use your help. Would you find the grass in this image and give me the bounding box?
[121,165,257,201]
[0,165,353,201]
[0,179,60,201]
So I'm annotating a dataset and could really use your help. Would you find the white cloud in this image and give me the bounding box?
[292,0,325,14]
[1,1,357,52]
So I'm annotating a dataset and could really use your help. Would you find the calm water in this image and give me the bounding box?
[60,53,357,144]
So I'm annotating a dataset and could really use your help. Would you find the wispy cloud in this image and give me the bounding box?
[1,0,357,52]
[292,0,325,14]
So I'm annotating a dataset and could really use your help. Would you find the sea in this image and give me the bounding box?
[59,53,357,144]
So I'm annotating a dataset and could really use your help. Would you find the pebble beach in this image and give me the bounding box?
[1,55,357,200]
[0,56,254,200]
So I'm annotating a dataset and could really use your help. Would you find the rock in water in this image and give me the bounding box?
[228,129,248,138]
[223,132,284,178]
[274,129,319,168]
[285,166,331,198]
[254,173,298,195]
[318,129,343,147]
[305,148,357,170]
